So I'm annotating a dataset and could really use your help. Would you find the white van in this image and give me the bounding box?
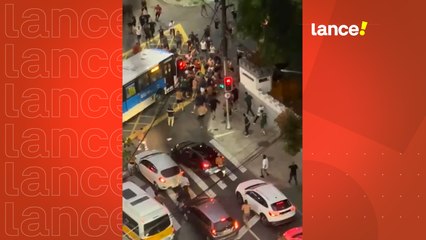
[122,181,175,240]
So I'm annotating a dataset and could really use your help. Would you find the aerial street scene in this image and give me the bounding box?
[121,0,302,239]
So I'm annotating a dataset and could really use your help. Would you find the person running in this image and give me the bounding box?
[241,200,251,224]
[243,113,250,136]
[288,161,299,185]
[154,4,162,21]
[244,91,255,116]
[167,105,174,127]
[260,154,270,178]
[209,94,220,120]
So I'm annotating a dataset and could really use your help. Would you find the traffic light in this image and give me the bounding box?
[176,59,186,77]
[224,76,233,91]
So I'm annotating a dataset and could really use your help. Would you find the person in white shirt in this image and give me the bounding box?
[135,24,142,43]
[200,40,207,58]
[260,154,270,178]
[209,45,216,55]
[253,104,265,124]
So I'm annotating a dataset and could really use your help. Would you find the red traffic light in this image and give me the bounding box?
[224,76,233,91]
[177,59,186,71]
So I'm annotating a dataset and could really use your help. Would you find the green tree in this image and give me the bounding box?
[275,109,302,156]
[237,0,302,70]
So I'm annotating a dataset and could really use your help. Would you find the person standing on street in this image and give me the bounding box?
[241,200,251,225]
[175,30,183,50]
[231,85,239,111]
[214,17,220,29]
[244,91,255,116]
[135,24,142,43]
[215,153,225,177]
[168,20,175,37]
[167,105,174,127]
[141,0,148,12]
[154,4,162,21]
[260,154,270,178]
[288,161,299,185]
[209,93,220,120]
[260,110,267,135]
[243,113,250,136]
[253,104,265,123]
[127,157,135,176]
[201,3,208,17]
[175,88,185,111]
[149,19,156,37]
[197,103,208,128]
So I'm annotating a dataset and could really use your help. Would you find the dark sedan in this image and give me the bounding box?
[171,141,221,175]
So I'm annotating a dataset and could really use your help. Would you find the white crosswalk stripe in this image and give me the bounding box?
[236,215,260,240]
[224,167,237,181]
[209,139,247,173]
[179,165,216,198]
[209,174,227,190]
[166,189,179,206]
[171,215,181,231]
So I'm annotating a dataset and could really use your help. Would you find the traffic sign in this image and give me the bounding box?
[224,92,231,99]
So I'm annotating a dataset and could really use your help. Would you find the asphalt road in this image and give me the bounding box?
[124,100,302,240]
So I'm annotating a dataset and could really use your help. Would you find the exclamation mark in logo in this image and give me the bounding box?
[360,21,368,36]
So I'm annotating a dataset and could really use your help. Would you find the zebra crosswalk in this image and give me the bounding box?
[126,149,249,233]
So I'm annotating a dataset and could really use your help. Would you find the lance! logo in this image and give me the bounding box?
[311,21,368,37]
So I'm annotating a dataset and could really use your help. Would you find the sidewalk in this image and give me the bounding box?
[207,87,303,212]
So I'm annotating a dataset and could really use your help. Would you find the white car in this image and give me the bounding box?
[235,179,296,225]
[135,150,183,191]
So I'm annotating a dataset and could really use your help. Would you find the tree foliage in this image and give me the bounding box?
[275,109,302,156]
[237,0,302,70]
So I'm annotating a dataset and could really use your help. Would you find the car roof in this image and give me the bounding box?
[253,183,287,203]
[136,150,177,171]
[122,181,167,220]
[176,141,196,149]
[192,198,230,223]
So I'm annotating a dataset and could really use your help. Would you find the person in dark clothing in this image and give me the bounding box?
[141,0,148,11]
[204,25,210,39]
[158,26,164,38]
[243,113,250,136]
[201,4,208,17]
[139,14,146,27]
[149,20,156,37]
[231,9,237,21]
[209,95,220,120]
[143,24,151,42]
[244,92,255,116]
[128,16,136,34]
[288,162,299,185]
[214,18,220,29]
[194,93,206,108]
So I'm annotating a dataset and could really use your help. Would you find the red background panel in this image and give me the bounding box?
[304,0,426,239]
[1,0,122,239]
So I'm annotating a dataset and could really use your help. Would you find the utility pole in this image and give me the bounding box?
[221,0,231,130]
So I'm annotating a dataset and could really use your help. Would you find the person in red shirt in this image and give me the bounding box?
[154,4,162,21]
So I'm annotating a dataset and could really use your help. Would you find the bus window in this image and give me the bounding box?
[123,212,139,236]
[125,83,137,99]
[137,73,150,91]
[149,67,163,83]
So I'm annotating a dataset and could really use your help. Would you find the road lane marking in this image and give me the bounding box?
[179,165,216,198]
[130,113,142,136]
[224,167,237,181]
[236,215,260,240]
[171,215,181,231]
[166,189,179,206]
[209,139,247,173]
[213,131,235,139]
[209,174,227,190]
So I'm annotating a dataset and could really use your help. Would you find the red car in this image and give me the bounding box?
[283,227,303,240]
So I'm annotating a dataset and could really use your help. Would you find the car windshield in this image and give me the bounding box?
[214,217,234,232]
[161,166,180,178]
[271,199,292,211]
[192,144,216,159]
[143,214,171,237]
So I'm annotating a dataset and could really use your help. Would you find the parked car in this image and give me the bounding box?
[171,141,221,175]
[235,179,296,225]
[183,197,239,240]
[283,227,303,240]
[135,150,182,191]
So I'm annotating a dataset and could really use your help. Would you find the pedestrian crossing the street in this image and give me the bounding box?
[210,139,248,173]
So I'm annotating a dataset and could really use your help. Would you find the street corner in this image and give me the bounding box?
[162,0,214,7]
